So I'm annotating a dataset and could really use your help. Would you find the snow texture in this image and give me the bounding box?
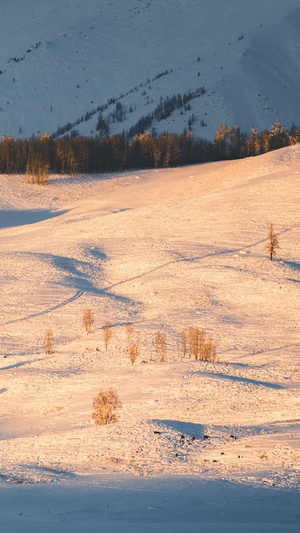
[0,145,299,529]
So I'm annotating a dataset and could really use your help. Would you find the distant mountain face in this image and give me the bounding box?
[0,0,299,140]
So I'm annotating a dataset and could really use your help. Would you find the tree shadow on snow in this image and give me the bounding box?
[194,370,284,389]
[0,358,44,371]
[152,420,205,439]
[46,173,120,186]
[282,261,300,283]
[282,260,300,272]
[151,419,298,442]
[2,251,140,326]
[35,252,137,305]
[84,246,108,261]
[0,209,68,228]
[35,465,77,479]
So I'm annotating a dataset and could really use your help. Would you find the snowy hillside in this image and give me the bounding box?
[0,0,300,140]
[0,145,299,530]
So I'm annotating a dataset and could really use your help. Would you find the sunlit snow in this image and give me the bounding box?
[0,145,299,530]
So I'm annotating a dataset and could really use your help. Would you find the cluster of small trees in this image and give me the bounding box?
[53,69,174,138]
[44,221,279,360]
[1,120,299,178]
[125,88,206,139]
[45,221,281,427]
[90,324,217,427]
[179,326,217,362]
[213,120,296,160]
[47,226,280,429]
[7,41,42,65]
[81,310,218,366]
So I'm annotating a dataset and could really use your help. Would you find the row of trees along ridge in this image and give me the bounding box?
[0,121,299,176]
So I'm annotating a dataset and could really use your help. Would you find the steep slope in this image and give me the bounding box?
[0,0,299,139]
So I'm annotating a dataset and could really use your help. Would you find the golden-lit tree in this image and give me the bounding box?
[44,328,54,354]
[155,331,167,362]
[126,324,140,365]
[103,322,112,351]
[83,309,94,332]
[266,223,280,261]
[92,389,122,425]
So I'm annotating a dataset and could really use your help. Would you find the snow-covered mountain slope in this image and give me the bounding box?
[0,145,299,488]
[0,0,300,140]
[0,145,300,529]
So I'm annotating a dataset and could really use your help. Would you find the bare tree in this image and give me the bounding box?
[180,328,187,358]
[181,326,217,362]
[267,223,280,261]
[155,331,167,362]
[126,324,134,349]
[92,389,122,425]
[103,322,112,351]
[128,340,140,366]
[44,328,54,354]
[83,309,94,332]
[126,324,140,365]
[202,336,217,363]
[187,326,205,360]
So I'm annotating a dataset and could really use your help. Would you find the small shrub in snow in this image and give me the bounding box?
[44,328,54,354]
[92,389,122,425]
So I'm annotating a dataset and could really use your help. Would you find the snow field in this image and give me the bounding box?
[0,145,299,530]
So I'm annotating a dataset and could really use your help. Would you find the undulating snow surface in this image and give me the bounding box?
[0,0,300,139]
[0,147,299,530]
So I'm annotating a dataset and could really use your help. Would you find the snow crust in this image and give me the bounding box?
[0,145,299,529]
